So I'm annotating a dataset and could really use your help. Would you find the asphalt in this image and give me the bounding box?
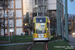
[69,35,75,48]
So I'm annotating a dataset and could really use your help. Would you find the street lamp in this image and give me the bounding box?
[25,23,27,26]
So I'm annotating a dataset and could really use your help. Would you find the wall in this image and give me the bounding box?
[0,0,23,36]
[47,0,56,10]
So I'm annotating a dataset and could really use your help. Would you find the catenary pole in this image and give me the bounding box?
[37,0,38,16]
[13,12,15,36]
[65,0,69,41]
[61,0,64,39]
[56,0,59,36]
[43,0,45,16]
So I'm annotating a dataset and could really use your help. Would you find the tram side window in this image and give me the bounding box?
[33,23,35,33]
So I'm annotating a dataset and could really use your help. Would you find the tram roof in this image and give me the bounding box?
[34,16,49,18]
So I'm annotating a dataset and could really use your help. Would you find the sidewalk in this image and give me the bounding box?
[68,35,75,48]
[0,41,9,44]
[0,42,33,46]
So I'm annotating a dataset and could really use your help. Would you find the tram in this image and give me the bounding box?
[33,16,51,41]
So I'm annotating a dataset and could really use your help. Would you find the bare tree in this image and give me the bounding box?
[23,12,33,32]
[0,11,2,35]
[23,12,29,23]
[0,0,12,36]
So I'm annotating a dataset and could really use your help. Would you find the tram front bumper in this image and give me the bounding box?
[33,38,49,41]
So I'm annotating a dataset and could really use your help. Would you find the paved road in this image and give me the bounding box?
[69,35,75,48]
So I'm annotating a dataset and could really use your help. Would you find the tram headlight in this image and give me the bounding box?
[44,34,47,37]
[72,32,75,35]
[47,28,48,30]
[35,35,38,38]
[45,35,47,36]
[49,20,50,23]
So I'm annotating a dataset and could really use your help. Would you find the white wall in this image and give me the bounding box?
[9,19,14,27]
[32,0,35,9]
[15,0,23,35]
[47,0,56,10]
[8,0,14,9]
[16,28,22,35]
[23,0,34,15]
[16,19,22,27]
[0,0,23,36]
[1,29,7,36]
[15,0,21,8]
[8,10,14,18]
[1,29,4,36]
[16,10,22,18]
[0,10,7,18]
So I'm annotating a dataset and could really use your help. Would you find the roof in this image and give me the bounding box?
[34,16,49,18]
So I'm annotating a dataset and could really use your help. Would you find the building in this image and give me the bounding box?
[68,14,75,34]
[0,0,64,36]
[32,0,57,17]
[0,0,23,36]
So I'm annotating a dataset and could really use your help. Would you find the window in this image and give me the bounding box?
[36,30,46,33]
[36,23,46,33]
[36,18,46,23]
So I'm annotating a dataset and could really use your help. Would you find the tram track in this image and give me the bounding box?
[27,42,36,50]
[45,42,48,50]
[27,41,49,50]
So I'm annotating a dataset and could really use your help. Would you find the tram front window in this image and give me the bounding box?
[36,18,46,33]
[36,30,42,33]
[36,18,46,23]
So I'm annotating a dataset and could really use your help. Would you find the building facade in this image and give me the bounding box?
[0,0,23,36]
[0,0,64,36]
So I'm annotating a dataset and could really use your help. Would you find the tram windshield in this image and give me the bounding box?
[36,18,46,33]
[36,18,46,23]
[36,23,46,33]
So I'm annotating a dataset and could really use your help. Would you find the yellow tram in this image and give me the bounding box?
[33,16,51,41]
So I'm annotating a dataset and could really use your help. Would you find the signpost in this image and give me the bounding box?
[8,16,10,42]
[4,14,10,42]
